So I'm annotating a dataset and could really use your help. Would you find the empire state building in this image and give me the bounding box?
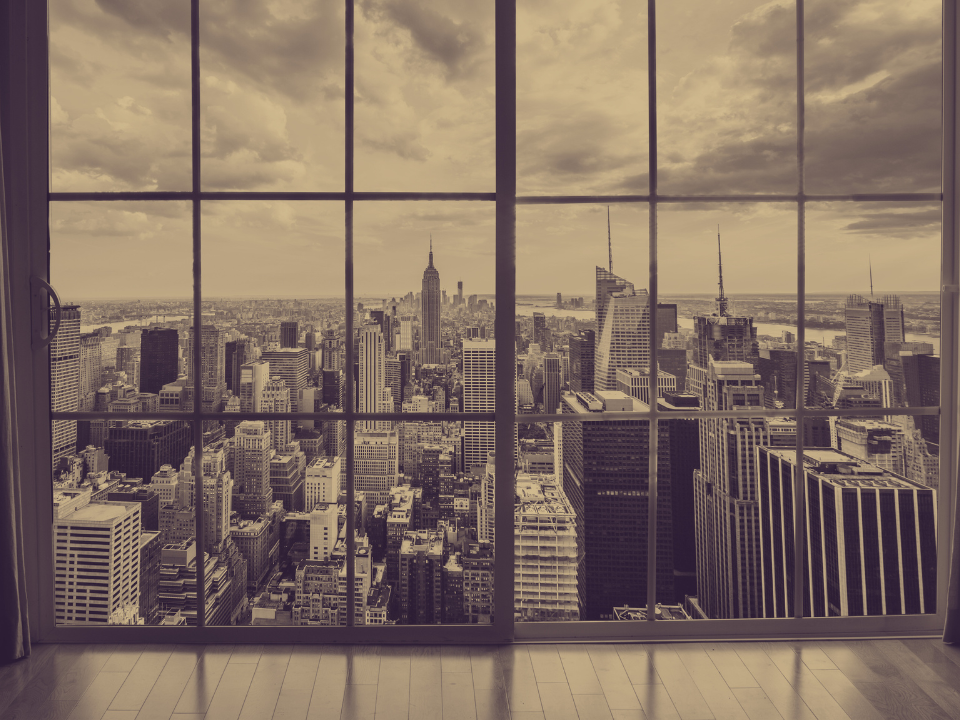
[421,237,441,364]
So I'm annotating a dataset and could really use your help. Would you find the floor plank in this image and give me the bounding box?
[227,645,263,664]
[469,647,505,692]
[409,646,443,720]
[700,644,758,690]
[346,645,380,685]
[64,671,128,720]
[1,644,117,720]
[816,641,885,683]
[374,646,410,720]
[586,644,641,711]
[733,645,817,720]
[536,682,579,720]
[131,645,204,720]
[339,684,377,720]
[669,643,748,720]
[306,646,348,720]
[758,642,850,720]
[499,645,542,714]
[730,687,783,720]
[632,683,682,720]
[572,693,614,720]
[873,640,960,718]
[556,645,602,696]
[615,645,660,686]
[272,645,322,720]
[853,678,955,720]
[441,646,473,674]
[202,661,257,720]
[0,644,59,717]
[809,669,884,720]
[236,644,291,720]
[473,685,511,720]
[109,645,175,712]
[527,645,567,684]
[441,671,476,720]
[646,645,714,720]
[173,645,235,715]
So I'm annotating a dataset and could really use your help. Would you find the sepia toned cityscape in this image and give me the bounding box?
[49,226,941,627]
[43,0,944,631]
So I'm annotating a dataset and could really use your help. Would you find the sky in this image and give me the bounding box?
[49,0,943,300]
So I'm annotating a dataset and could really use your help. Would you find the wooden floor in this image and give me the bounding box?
[2,639,960,720]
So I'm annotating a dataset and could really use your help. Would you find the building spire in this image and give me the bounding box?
[716,224,728,316]
[428,234,434,268]
[607,206,613,273]
[869,255,873,297]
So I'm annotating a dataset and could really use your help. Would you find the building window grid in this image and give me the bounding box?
[42,0,952,636]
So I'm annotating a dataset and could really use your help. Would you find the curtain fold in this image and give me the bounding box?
[0,98,31,663]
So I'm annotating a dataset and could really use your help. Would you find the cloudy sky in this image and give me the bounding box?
[49,0,942,300]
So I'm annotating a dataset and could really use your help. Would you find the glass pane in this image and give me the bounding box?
[517,204,649,410]
[49,0,192,191]
[54,420,195,626]
[660,203,798,410]
[199,0,345,191]
[757,421,938,619]
[49,201,193,422]
[517,0,648,195]
[805,0,941,194]
[657,1,797,195]
[201,201,344,413]
[355,2,494,191]
[517,414,683,623]
[805,202,940,411]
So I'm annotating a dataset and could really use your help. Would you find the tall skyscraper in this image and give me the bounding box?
[261,376,292,452]
[655,303,679,350]
[141,328,179,395]
[185,325,226,412]
[78,332,104,411]
[51,304,81,469]
[260,347,309,412]
[595,266,634,336]
[53,491,141,624]
[693,361,795,619]
[560,390,673,620]
[758,448,937,617]
[532,312,547,350]
[232,420,274,519]
[569,330,595,393]
[354,430,400,509]
[358,323,392,432]
[462,339,496,472]
[103,419,192,484]
[844,294,905,374]
[594,290,651,392]
[457,280,463,306]
[322,331,340,371]
[542,353,562,413]
[239,360,269,412]
[280,321,299,349]
[421,239,442,365]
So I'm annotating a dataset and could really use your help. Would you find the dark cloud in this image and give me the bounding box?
[841,207,941,237]
[372,0,488,80]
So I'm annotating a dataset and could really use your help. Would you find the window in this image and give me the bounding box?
[4,0,954,642]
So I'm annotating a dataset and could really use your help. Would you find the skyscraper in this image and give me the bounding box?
[103,419,192,484]
[462,339,496,472]
[141,328,179,395]
[185,325,226,412]
[421,239,441,365]
[261,376,292,452]
[693,361,795,619]
[280,321,299,349]
[51,304,81,469]
[542,353,562,413]
[260,348,309,413]
[560,390,673,620]
[358,323,392,432]
[78,332,104,411]
[844,294,905,374]
[758,448,937,617]
[569,330,595,393]
[594,290,651,392]
[532,312,547,350]
[232,420,274,519]
[595,266,634,336]
[53,491,141,624]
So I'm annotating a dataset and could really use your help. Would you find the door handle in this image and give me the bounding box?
[32,276,62,350]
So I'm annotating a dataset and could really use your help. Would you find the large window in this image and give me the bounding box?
[21,0,956,642]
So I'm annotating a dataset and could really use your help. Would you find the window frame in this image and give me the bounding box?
[5,0,957,644]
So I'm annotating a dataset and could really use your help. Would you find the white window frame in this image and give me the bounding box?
[4,0,958,644]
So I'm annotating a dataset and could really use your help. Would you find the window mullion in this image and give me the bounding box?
[645,0,660,622]
[344,0,356,629]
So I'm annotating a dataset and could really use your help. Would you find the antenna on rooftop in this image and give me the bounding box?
[607,206,613,273]
[716,225,728,317]
[869,255,873,297]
